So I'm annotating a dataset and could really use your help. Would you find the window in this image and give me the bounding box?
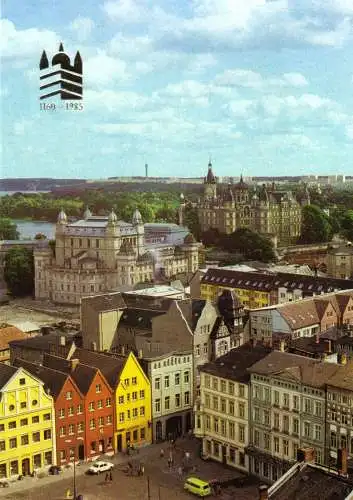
[20,402,26,409]
[44,429,51,440]
[155,378,160,390]
[89,419,96,430]
[21,435,29,446]
[175,373,180,385]
[239,425,245,444]
[184,391,190,405]
[293,395,299,411]
[239,402,245,419]
[106,398,111,407]
[314,424,321,441]
[140,428,145,440]
[283,393,289,408]
[315,401,322,417]
[214,418,219,433]
[229,422,235,440]
[228,382,235,395]
[239,385,245,398]
[0,424,4,431]
[66,391,72,400]
[9,438,17,449]
[293,418,299,435]
[274,390,280,406]
[132,392,137,401]
[98,417,104,427]
[221,398,226,412]
[132,377,137,385]
[19,378,26,385]
[212,378,218,391]
[140,406,145,416]
[59,408,65,418]
[304,398,311,414]
[132,408,137,418]
[221,419,226,436]
[229,401,235,415]
[283,439,289,457]
[330,431,337,448]
[0,440,5,451]
[43,413,51,421]
[165,396,170,410]
[96,384,101,393]
[68,406,74,416]
[77,404,83,414]
[205,416,211,431]
[118,396,124,404]
[59,427,65,437]
[274,437,280,453]
[155,399,161,412]
[213,397,218,410]
[254,430,260,447]
[293,442,299,460]
[32,432,40,442]
[164,376,170,388]
[20,418,28,427]
[304,422,311,438]
[89,402,95,412]
[175,394,181,407]
[205,375,210,388]
[274,412,279,430]
[283,415,289,434]
[77,422,84,432]
[124,378,129,387]
[119,412,124,423]
[220,380,226,392]
[8,421,16,429]
[97,400,103,409]
[184,371,189,383]
[139,390,145,399]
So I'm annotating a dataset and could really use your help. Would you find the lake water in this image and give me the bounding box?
[15,220,55,240]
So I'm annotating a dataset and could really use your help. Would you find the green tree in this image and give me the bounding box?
[222,227,276,262]
[184,207,201,240]
[299,205,333,243]
[0,218,19,240]
[201,227,221,247]
[4,247,34,297]
[340,210,353,241]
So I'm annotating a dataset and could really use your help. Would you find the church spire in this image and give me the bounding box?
[39,50,49,70]
[59,42,64,52]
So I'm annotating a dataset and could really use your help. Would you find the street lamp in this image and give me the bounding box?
[65,437,84,500]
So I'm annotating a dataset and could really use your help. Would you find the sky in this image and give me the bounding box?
[1,0,353,179]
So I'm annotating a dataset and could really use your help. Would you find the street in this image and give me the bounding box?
[0,438,259,500]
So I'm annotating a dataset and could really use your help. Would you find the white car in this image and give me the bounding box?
[88,461,114,475]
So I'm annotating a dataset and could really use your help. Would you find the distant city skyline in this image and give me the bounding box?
[2,1,353,178]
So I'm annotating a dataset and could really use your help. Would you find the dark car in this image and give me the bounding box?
[48,465,62,475]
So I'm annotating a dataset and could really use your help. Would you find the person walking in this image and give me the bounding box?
[105,472,109,482]
[109,470,113,482]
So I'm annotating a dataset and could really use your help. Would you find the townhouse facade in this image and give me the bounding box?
[194,344,271,473]
[42,354,115,460]
[66,349,152,453]
[327,244,353,280]
[247,351,340,483]
[0,365,56,479]
[140,350,193,442]
[13,358,85,465]
[200,267,353,308]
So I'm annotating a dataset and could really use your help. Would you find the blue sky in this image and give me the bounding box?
[1,0,353,179]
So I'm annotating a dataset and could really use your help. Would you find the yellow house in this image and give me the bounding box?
[0,364,56,479]
[70,348,152,453]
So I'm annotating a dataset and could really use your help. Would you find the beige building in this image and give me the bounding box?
[327,244,353,279]
[195,343,271,473]
[197,161,309,245]
[34,208,200,305]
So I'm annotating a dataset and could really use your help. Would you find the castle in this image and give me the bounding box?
[34,208,200,305]
[197,161,310,245]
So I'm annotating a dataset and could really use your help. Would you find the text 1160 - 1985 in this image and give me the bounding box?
[40,102,84,111]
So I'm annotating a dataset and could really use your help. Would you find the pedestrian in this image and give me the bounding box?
[178,466,183,479]
[160,448,165,458]
[105,472,109,482]
[139,464,145,476]
[167,457,172,469]
[109,470,113,482]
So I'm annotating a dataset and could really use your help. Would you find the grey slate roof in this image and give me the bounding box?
[43,353,99,394]
[68,348,125,388]
[199,343,272,383]
[13,358,70,398]
[81,292,126,312]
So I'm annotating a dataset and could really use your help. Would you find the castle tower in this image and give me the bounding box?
[204,159,217,200]
[105,209,121,269]
[55,209,68,266]
[74,51,82,73]
[39,50,49,70]
[132,208,144,256]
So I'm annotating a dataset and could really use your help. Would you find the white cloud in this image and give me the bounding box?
[84,51,130,87]
[85,89,148,110]
[70,17,94,41]
[0,19,59,59]
[215,69,308,89]
[103,0,149,23]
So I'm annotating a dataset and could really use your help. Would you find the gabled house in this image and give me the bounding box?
[13,358,85,465]
[65,348,152,453]
[42,353,114,460]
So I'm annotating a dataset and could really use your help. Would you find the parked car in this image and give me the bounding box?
[87,461,114,475]
[48,465,62,475]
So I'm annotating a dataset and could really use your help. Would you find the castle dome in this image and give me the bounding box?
[108,209,118,223]
[83,206,92,219]
[57,209,67,224]
[132,208,143,225]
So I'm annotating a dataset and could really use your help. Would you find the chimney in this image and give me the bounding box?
[337,448,348,476]
[138,349,143,359]
[60,336,66,346]
[121,345,125,356]
[297,447,315,463]
[337,353,347,365]
[324,339,332,354]
[258,485,269,500]
[70,359,79,371]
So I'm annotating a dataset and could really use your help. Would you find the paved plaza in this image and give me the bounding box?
[0,438,260,500]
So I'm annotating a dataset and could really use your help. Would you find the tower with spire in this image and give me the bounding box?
[203,158,218,200]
